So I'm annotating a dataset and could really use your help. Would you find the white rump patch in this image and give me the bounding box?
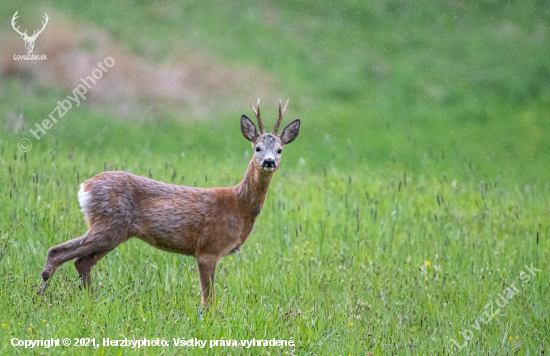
[77,183,91,218]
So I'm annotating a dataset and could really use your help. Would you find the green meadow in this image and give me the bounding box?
[0,0,549,354]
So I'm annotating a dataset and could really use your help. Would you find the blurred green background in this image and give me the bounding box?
[1,0,549,182]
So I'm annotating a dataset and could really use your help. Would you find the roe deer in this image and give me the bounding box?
[40,98,300,306]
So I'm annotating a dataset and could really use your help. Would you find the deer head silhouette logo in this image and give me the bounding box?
[11,11,49,54]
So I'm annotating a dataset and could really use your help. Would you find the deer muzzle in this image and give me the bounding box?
[261,158,276,171]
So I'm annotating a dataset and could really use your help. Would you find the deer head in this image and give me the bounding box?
[11,11,49,54]
[241,97,301,172]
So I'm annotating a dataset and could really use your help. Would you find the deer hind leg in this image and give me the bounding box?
[41,229,122,293]
[73,249,112,292]
[196,254,219,308]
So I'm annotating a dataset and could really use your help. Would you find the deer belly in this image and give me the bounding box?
[136,233,195,255]
[226,245,241,256]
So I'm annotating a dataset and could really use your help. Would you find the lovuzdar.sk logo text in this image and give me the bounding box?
[11,10,48,60]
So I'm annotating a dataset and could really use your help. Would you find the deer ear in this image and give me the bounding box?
[241,115,258,142]
[280,119,300,145]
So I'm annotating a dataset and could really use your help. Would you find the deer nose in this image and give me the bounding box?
[263,158,275,167]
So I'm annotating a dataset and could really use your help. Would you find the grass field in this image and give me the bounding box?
[1,0,550,355]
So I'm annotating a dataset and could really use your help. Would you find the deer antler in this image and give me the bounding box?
[11,11,28,38]
[249,97,266,134]
[30,13,49,40]
[273,98,289,135]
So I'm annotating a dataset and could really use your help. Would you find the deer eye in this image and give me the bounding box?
[277,149,282,154]
[255,147,261,152]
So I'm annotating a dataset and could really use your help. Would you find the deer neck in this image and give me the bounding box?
[234,159,274,217]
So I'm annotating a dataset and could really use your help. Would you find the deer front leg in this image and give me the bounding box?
[196,254,218,308]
